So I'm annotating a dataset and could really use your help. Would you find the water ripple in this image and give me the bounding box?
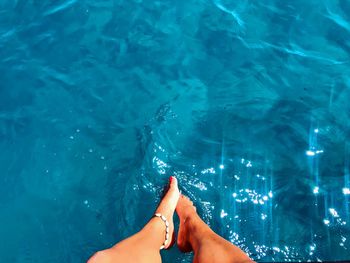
[44,0,78,16]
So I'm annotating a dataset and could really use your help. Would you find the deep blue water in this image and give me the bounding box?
[1,0,350,262]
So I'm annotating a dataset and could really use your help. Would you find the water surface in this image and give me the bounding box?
[0,0,350,262]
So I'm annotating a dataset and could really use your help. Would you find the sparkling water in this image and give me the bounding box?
[0,0,349,262]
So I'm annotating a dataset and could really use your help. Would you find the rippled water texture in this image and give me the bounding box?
[1,0,350,262]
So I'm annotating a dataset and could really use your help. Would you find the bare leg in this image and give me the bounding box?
[88,177,180,263]
[176,195,254,263]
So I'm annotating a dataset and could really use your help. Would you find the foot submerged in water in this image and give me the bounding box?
[154,176,180,249]
[176,194,199,252]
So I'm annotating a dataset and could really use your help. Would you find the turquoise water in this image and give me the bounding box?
[1,0,350,262]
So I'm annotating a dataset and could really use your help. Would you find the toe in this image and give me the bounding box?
[169,176,178,189]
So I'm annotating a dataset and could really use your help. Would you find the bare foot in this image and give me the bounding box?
[154,176,180,249]
[176,194,199,252]
[176,195,255,263]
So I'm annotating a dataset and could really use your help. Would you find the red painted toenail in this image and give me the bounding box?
[169,176,173,183]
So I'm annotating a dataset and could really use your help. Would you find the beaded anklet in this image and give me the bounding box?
[153,213,170,249]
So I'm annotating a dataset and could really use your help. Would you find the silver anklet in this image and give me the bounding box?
[153,213,170,249]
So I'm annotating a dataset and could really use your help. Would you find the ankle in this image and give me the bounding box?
[185,215,212,248]
[139,219,166,248]
[144,217,166,232]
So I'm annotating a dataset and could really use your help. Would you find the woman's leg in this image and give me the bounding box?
[88,177,180,263]
[176,195,254,263]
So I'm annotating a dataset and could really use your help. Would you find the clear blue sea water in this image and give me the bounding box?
[1,0,350,262]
